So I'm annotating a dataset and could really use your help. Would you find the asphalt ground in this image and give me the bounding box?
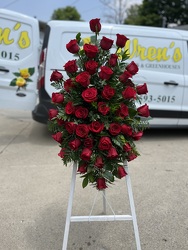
[0,109,188,250]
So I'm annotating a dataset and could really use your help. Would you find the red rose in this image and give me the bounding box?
[65,101,75,115]
[126,79,135,87]
[76,124,89,138]
[118,166,127,178]
[52,92,64,103]
[94,156,104,168]
[100,36,114,50]
[116,34,129,48]
[121,124,132,136]
[123,143,132,152]
[64,78,74,92]
[75,106,88,119]
[89,121,104,133]
[136,83,148,95]
[117,103,129,118]
[122,86,137,99]
[97,177,107,190]
[98,137,112,150]
[83,44,98,58]
[69,138,81,150]
[128,152,137,161]
[50,70,63,81]
[97,102,110,115]
[64,60,78,73]
[137,104,150,117]
[81,148,92,161]
[109,123,121,136]
[58,148,65,158]
[85,60,98,75]
[119,71,132,83]
[126,61,139,75]
[66,39,80,54]
[75,71,90,87]
[132,131,143,140]
[109,54,118,67]
[84,137,93,149]
[65,122,76,134]
[101,85,115,100]
[77,163,87,173]
[107,147,118,159]
[89,18,101,33]
[49,109,58,120]
[99,66,113,80]
[52,132,62,143]
[81,87,97,103]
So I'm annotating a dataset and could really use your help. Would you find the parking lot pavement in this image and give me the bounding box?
[0,108,188,250]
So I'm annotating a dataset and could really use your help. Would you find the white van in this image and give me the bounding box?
[32,20,188,127]
[0,9,40,111]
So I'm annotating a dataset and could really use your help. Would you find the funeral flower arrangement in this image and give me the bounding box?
[48,18,150,190]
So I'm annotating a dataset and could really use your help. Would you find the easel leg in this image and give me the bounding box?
[102,190,107,214]
[62,162,77,250]
[124,162,141,250]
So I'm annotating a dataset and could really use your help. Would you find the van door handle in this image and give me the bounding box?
[0,67,9,73]
[164,81,178,86]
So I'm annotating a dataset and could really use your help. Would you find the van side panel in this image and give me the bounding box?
[0,9,40,110]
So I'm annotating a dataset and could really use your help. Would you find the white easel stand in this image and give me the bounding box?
[62,161,141,250]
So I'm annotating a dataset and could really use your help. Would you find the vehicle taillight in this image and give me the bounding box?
[37,48,46,89]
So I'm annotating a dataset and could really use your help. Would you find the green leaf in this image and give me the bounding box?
[13,72,20,77]
[103,171,114,182]
[76,32,81,43]
[82,177,89,188]
[26,78,33,82]
[10,78,17,86]
[28,67,35,76]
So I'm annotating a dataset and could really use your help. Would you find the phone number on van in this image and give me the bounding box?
[140,95,175,103]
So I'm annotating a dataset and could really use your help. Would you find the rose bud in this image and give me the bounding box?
[98,136,112,150]
[128,152,137,161]
[65,101,75,115]
[126,61,139,75]
[84,137,93,149]
[95,156,104,168]
[52,132,62,143]
[58,148,65,158]
[66,39,80,54]
[96,177,107,190]
[50,70,63,81]
[89,121,104,133]
[109,54,118,67]
[77,163,87,173]
[83,44,98,58]
[107,147,118,159]
[119,71,132,83]
[116,103,129,118]
[52,92,64,103]
[81,148,92,161]
[122,86,137,99]
[49,109,58,120]
[118,166,127,179]
[64,59,78,73]
[137,104,150,117]
[64,78,74,92]
[69,138,81,150]
[97,102,110,115]
[116,34,129,48]
[89,18,101,33]
[109,123,121,136]
[101,85,115,100]
[123,143,132,152]
[75,71,90,88]
[85,60,98,75]
[100,36,114,50]
[136,83,148,95]
[121,124,132,136]
[132,131,143,140]
[99,66,113,80]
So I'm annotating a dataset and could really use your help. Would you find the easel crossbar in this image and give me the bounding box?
[71,215,133,222]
